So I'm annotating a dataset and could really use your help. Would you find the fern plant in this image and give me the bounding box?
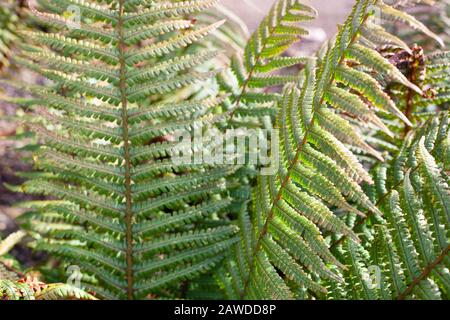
[218,0,449,299]
[1,0,449,300]
[325,112,449,299]
[3,0,246,300]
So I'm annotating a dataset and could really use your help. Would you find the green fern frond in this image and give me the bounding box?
[417,50,450,110]
[0,278,96,300]
[2,0,241,300]
[217,0,316,122]
[328,112,449,300]
[224,0,440,299]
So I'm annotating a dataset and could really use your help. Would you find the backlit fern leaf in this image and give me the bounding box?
[217,0,316,123]
[2,0,240,299]
[417,51,450,110]
[221,0,435,299]
[327,112,449,300]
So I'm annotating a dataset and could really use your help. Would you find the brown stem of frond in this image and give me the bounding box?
[117,0,134,300]
[402,44,425,136]
[397,245,450,300]
[403,67,416,136]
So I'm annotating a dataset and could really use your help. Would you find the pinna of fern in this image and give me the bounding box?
[341,1,450,163]
[384,0,450,49]
[217,0,448,300]
[325,112,449,300]
[414,50,450,112]
[198,3,249,55]
[0,269,97,300]
[1,0,245,300]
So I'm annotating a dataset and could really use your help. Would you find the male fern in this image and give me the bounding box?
[5,0,242,300]
[1,0,449,301]
[326,113,449,299]
[220,0,448,299]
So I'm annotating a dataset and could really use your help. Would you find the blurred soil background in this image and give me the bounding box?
[0,0,353,238]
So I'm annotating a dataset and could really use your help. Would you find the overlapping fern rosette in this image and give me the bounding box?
[2,0,246,299]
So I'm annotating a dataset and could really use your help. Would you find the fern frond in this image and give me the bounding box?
[328,112,449,300]
[3,0,240,300]
[226,0,438,299]
[218,0,316,121]
[0,279,35,300]
[34,283,97,300]
[378,1,445,48]
[0,278,96,300]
